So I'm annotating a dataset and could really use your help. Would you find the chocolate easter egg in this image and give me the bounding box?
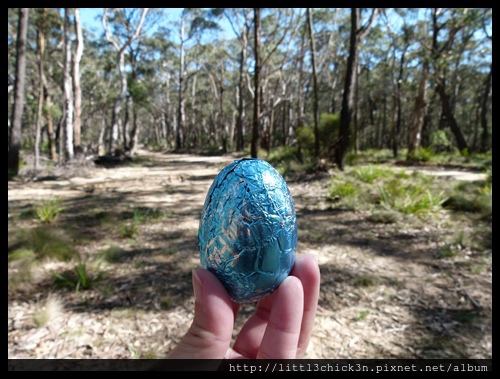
[198,158,297,303]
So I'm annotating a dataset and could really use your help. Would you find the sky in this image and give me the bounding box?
[79,8,183,34]
[78,8,231,42]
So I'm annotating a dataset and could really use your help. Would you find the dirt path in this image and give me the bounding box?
[8,150,492,359]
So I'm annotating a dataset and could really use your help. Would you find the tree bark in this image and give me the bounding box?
[296,28,306,131]
[102,8,149,154]
[236,29,248,151]
[177,14,186,150]
[479,63,492,152]
[307,8,320,160]
[63,8,74,160]
[251,8,261,158]
[407,58,429,159]
[436,81,468,152]
[431,8,468,154]
[123,94,131,148]
[72,8,84,151]
[335,8,377,170]
[43,82,57,161]
[391,44,407,158]
[9,8,29,178]
[35,8,46,171]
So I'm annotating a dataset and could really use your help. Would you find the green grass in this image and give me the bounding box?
[132,207,171,224]
[436,245,459,259]
[99,245,127,263]
[443,180,492,219]
[53,261,104,291]
[378,178,447,215]
[9,227,82,289]
[119,222,139,239]
[35,199,64,223]
[355,310,370,322]
[9,227,80,263]
[351,165,394,184]
[367,211,401,224]
[407,146,434,162]
[330,180,358,198]
[353,274,376,287]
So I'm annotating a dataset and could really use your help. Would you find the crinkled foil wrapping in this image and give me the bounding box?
[198,158,298,303]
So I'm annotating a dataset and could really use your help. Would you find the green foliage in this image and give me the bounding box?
[318,113,340,155]
[119,222,139,239]
[330,180,358,198]
[297,113,340,159]
[98,245,127,263]
[8,248,36,288]
[127,77,149,106]
[266,146,299,178]
[345,151,360,165]
[436,245,459,259]
[367,211,401,224]
[443,180,492,219]
[53,261,104,292]
[345,149,397,164]
[9,227,80,289]
[297,126,315,152]
[430,130,452,152]
[407,146,434,162]
[356,310,370,321]
[42,103,62,122]
[35,199,64,223]
[351,165,393,184]
[9,227,79,263]
[378,178,446,215]
[8,247,36,263]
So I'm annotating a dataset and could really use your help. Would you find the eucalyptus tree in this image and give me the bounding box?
[174,8,219,149]
[199,40,234,152]
[72,8,84,152]
[102,7,149,154]
[30,7,64,166]
[251,8,299,158]
[34,8,47,170]
[9,8,29,178]
[335,8,377,170]
[478,8,491,152]
[384,9,412,158]
[429,8,475,154]
[62,8,74,161]
[306,8,320,160]
[407,36,430,158]
[223,8,253,151]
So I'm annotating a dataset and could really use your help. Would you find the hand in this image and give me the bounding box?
[168,254,320,359]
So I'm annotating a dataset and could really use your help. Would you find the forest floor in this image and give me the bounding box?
[8,148,492,362]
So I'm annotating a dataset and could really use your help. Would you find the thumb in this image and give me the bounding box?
[168,269,235,359]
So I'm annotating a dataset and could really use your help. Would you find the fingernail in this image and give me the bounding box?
[192,269,203,303]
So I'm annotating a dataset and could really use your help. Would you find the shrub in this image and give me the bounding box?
[407,146,434,162]
[351,165,394,184]
[297,113,340,159]
[330,180,358,198]
[378,178,446,215]
[430,130,452,152]
[297,126,315,153]
[53,261,104,291]
[35,199,64,223]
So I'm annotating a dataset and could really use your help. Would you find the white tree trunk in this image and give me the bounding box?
[64,8,74,160]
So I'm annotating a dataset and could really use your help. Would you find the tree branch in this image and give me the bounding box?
[357,8,378,41]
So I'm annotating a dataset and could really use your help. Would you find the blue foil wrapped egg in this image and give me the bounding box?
[198,158,298,303]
